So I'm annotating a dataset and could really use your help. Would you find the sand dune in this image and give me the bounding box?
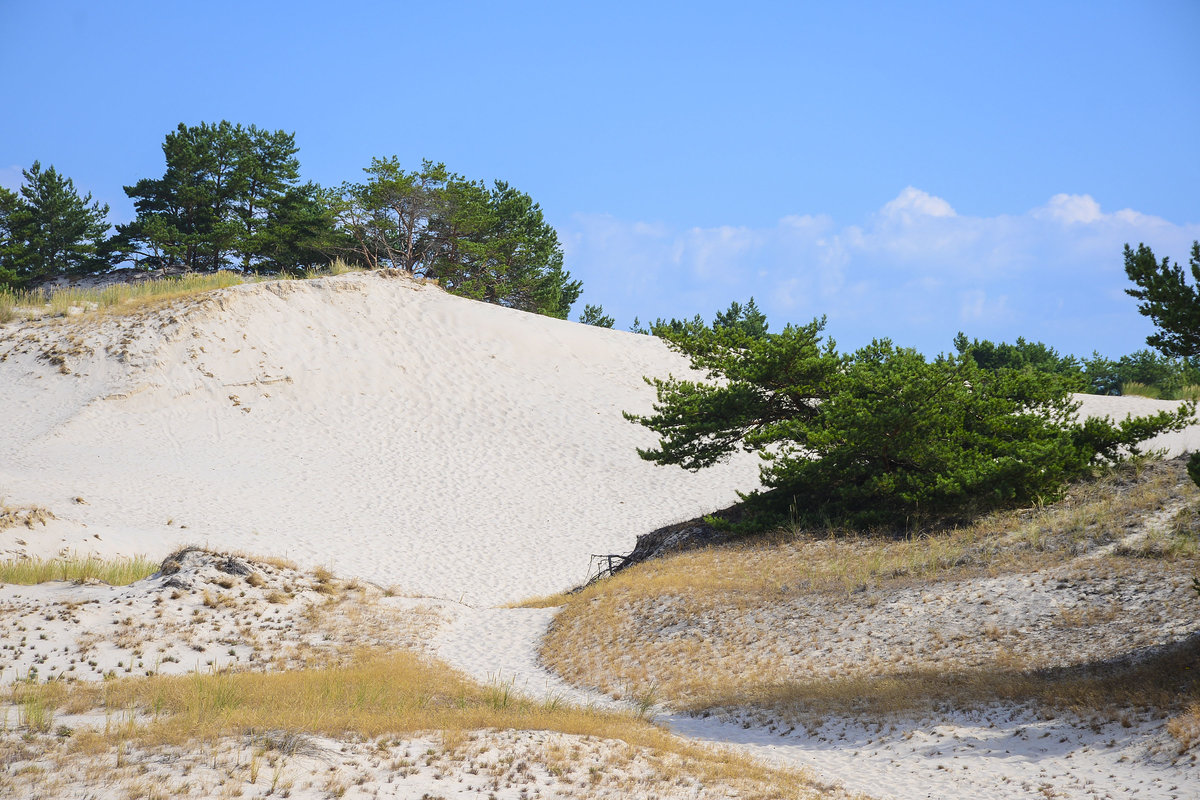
[1,274,1194,605]
[1,272,762,605]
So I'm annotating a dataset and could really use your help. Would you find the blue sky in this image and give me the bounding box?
[2,1,1197,357]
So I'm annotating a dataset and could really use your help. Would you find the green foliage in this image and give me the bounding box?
[1188,452,1200,491]
[337,158,581,318]
[579,303,615,327]
[953,332,1086,391]
[713,297,768,339]
[630,298,767,340]
[1083,349,1199,398]
[0,186,23,288]
[628,314,1196,529]
[254,183,349,273]
[0,163,112,283]
[116,121,336,272]
[1124,240,1200,359]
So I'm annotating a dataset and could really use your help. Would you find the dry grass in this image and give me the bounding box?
[1121,381,1161,399]
[1168,704,1200,751]
[0,555,158,586]
[541,457,1200,724]
[0,501,55,532]
[0,259,365,325]
[695,635,1200,721]
[2,272,248,321]
[10,649,831,800]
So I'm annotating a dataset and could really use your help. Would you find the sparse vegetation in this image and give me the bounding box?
[0,259,368,325]
[8,650,831,800]
[542,457,1200,725]
[0,501,54,531]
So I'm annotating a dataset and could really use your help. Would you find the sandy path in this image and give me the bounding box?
[433,605,627,712]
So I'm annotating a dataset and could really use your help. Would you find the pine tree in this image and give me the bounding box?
[579,304,615,327]
[1,162,111,284]
[1124,241,1200,359]
[338,158,582,318]
[627,313,1194,528]
[116,121,311,272]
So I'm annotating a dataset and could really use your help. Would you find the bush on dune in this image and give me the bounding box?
[627,315,1195,530]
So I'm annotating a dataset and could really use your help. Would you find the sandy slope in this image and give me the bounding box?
[0,272,760,606]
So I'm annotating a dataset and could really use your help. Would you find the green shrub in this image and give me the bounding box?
[1188,452,1200,491]
[628,316,1196,529]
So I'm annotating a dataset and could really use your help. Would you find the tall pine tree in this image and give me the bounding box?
[115,121,329,272]
[0,162,111,286]
[338,158,581,318]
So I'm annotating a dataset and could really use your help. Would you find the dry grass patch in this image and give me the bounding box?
[0,555,158,586]
[0,259,366,325]
[701,634,1200,721]
[542,457,1200,724]
[2,271,249,321]
[0,501,55,532]
[8,649,837,800]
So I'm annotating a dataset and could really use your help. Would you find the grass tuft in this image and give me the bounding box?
[0,555,158,586]
[1121,381,1160,399]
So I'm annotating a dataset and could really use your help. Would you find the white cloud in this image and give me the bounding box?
[561,189,1200,355]
[1036,193,1103,224]
[880,186,957,220]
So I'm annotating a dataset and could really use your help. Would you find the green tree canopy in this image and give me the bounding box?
[952,332,1086,390]
[115,121,334,272]
[579,304,615,328]
[1082,349,1199,397]
[713,297,768,339]
[0,162,112,285]
[628,315,1194,528]
[338,158,581,318]
[1124,241,1200,359]
[0,186,22,288]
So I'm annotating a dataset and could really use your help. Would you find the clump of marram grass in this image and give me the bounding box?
[0,555,158,586]
[1168,703,1200,752]
[1176,385,1200,403]
[1121,381,1161,399]
[0,290,15,324]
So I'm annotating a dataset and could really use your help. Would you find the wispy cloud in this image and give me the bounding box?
[561,189,1200,357]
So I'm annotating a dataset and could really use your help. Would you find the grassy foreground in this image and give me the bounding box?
[9,649,829,800]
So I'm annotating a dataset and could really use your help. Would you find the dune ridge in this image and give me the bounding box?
[1,271,764,605]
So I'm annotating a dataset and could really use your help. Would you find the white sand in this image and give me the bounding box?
[1074,392,1200,456]
[0,272,761,606]
[2,270,1198,799]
